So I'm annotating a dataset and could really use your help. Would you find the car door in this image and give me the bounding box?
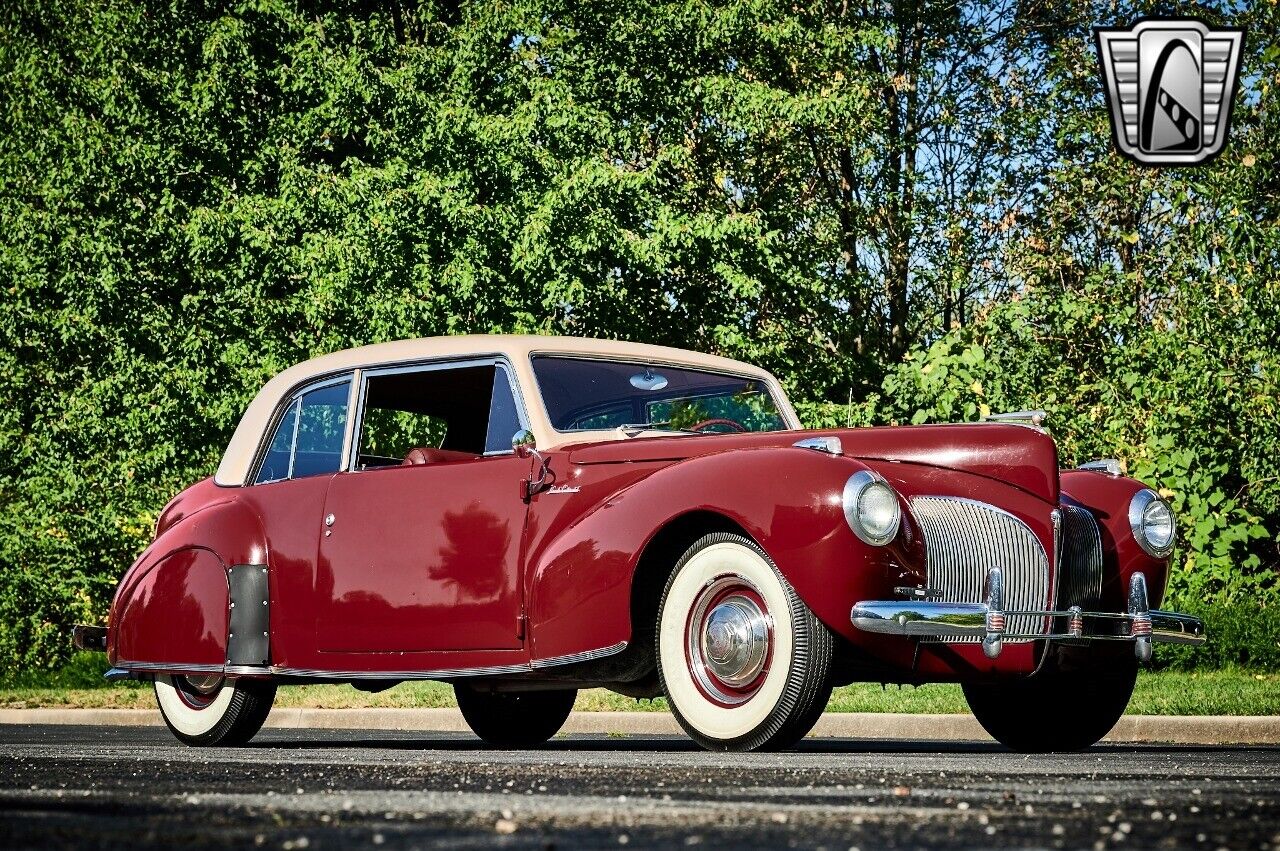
[239,376,355,662]
[314,359,530,653]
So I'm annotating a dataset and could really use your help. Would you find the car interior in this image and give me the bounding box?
[356,364,522,469]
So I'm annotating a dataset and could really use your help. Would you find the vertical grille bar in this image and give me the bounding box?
[1056,505,1104,609]
[910,496,1051,642]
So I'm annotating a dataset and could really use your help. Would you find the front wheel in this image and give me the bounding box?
[963,662,1137,752]
[657,533,834,752]
[154,674,276,746]
[454,686,577,747]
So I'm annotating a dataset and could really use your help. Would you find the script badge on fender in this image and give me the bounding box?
[1095,18,1244,166]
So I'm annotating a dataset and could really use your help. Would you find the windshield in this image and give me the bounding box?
[531,356,787,434]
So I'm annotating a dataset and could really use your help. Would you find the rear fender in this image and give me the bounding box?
[108,497,268,670]
[526,447,893,660]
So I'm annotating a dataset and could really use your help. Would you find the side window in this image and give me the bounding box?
[254,380,351,484]
[484,368,523,454]
[356,363,525,469]
[292,382,351,477]
[255,400,299,484]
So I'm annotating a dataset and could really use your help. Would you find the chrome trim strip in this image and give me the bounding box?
[1077,459,1122,476]
[114,642,629,681]
[113,661,227,674]
[530,642,629,669]
[269,641,630,681]
[793,436,842,455]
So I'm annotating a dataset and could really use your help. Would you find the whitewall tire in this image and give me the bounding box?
[154,674,276,746]
[657,533,834,751]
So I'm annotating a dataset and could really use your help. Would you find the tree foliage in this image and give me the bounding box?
[1,0,1276,671]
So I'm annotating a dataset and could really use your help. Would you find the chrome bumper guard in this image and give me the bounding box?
[850,569,1205,662]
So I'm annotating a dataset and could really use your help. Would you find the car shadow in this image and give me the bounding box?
[246,733,1278,755]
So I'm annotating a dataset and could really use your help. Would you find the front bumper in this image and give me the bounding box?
[850,569,1205,662]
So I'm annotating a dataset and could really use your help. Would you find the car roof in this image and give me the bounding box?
[214,334,789,486]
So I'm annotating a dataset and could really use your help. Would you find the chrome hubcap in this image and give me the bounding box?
[171,674,225,709]
[702,599,769,686]
[184,674,223,694]
[686,576,773,705]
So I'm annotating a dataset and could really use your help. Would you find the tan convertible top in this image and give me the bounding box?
[214,334,796,486]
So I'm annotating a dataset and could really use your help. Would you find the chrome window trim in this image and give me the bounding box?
[527,352,796,433]
[343,355,533,474]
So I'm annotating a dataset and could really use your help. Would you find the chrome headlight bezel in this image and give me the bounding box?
[842,470,902,547]
[1128,488,1175,558]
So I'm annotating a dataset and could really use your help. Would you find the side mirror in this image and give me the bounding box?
[512,429,537,458]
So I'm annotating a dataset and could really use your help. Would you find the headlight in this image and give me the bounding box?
[1129,488,1175,557]
[842,470,902,546]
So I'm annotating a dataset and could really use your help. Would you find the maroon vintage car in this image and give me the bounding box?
[74,335,1204,751]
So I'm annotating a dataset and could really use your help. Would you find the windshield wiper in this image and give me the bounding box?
[616,422,701,434]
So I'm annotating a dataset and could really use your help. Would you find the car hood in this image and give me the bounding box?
[563,423,1060,504]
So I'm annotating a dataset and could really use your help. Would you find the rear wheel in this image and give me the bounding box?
[657,533,834,752]
[454,686,577,747]
[154,674,276,746]
[963,661,1137,752]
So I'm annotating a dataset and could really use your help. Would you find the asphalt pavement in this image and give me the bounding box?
[1,724,1276,849]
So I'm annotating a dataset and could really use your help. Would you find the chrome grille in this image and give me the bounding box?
[1056,505,1103,608]
[910,496,1051,642]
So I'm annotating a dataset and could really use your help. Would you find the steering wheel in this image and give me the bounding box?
[688,418,747,433]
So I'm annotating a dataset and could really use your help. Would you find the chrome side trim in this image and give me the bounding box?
[530,642,629,670]
[112,661,226,675]
[113,642,632,681]
[793,436,842,455]
[1077,459,1123,476]
[269,641,630,681]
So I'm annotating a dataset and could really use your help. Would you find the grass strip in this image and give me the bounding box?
[2,670,1275,715]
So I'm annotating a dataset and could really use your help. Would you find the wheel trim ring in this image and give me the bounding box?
[684,575,774,707]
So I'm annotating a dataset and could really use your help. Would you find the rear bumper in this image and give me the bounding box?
[71,624,107,652]
[850,569,1205,662]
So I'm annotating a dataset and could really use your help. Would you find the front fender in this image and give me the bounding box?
[1060,470,1171,608]
[525,447,896,659]
[108,495,267,669]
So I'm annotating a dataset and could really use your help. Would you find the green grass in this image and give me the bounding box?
[2,669,1276,715]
